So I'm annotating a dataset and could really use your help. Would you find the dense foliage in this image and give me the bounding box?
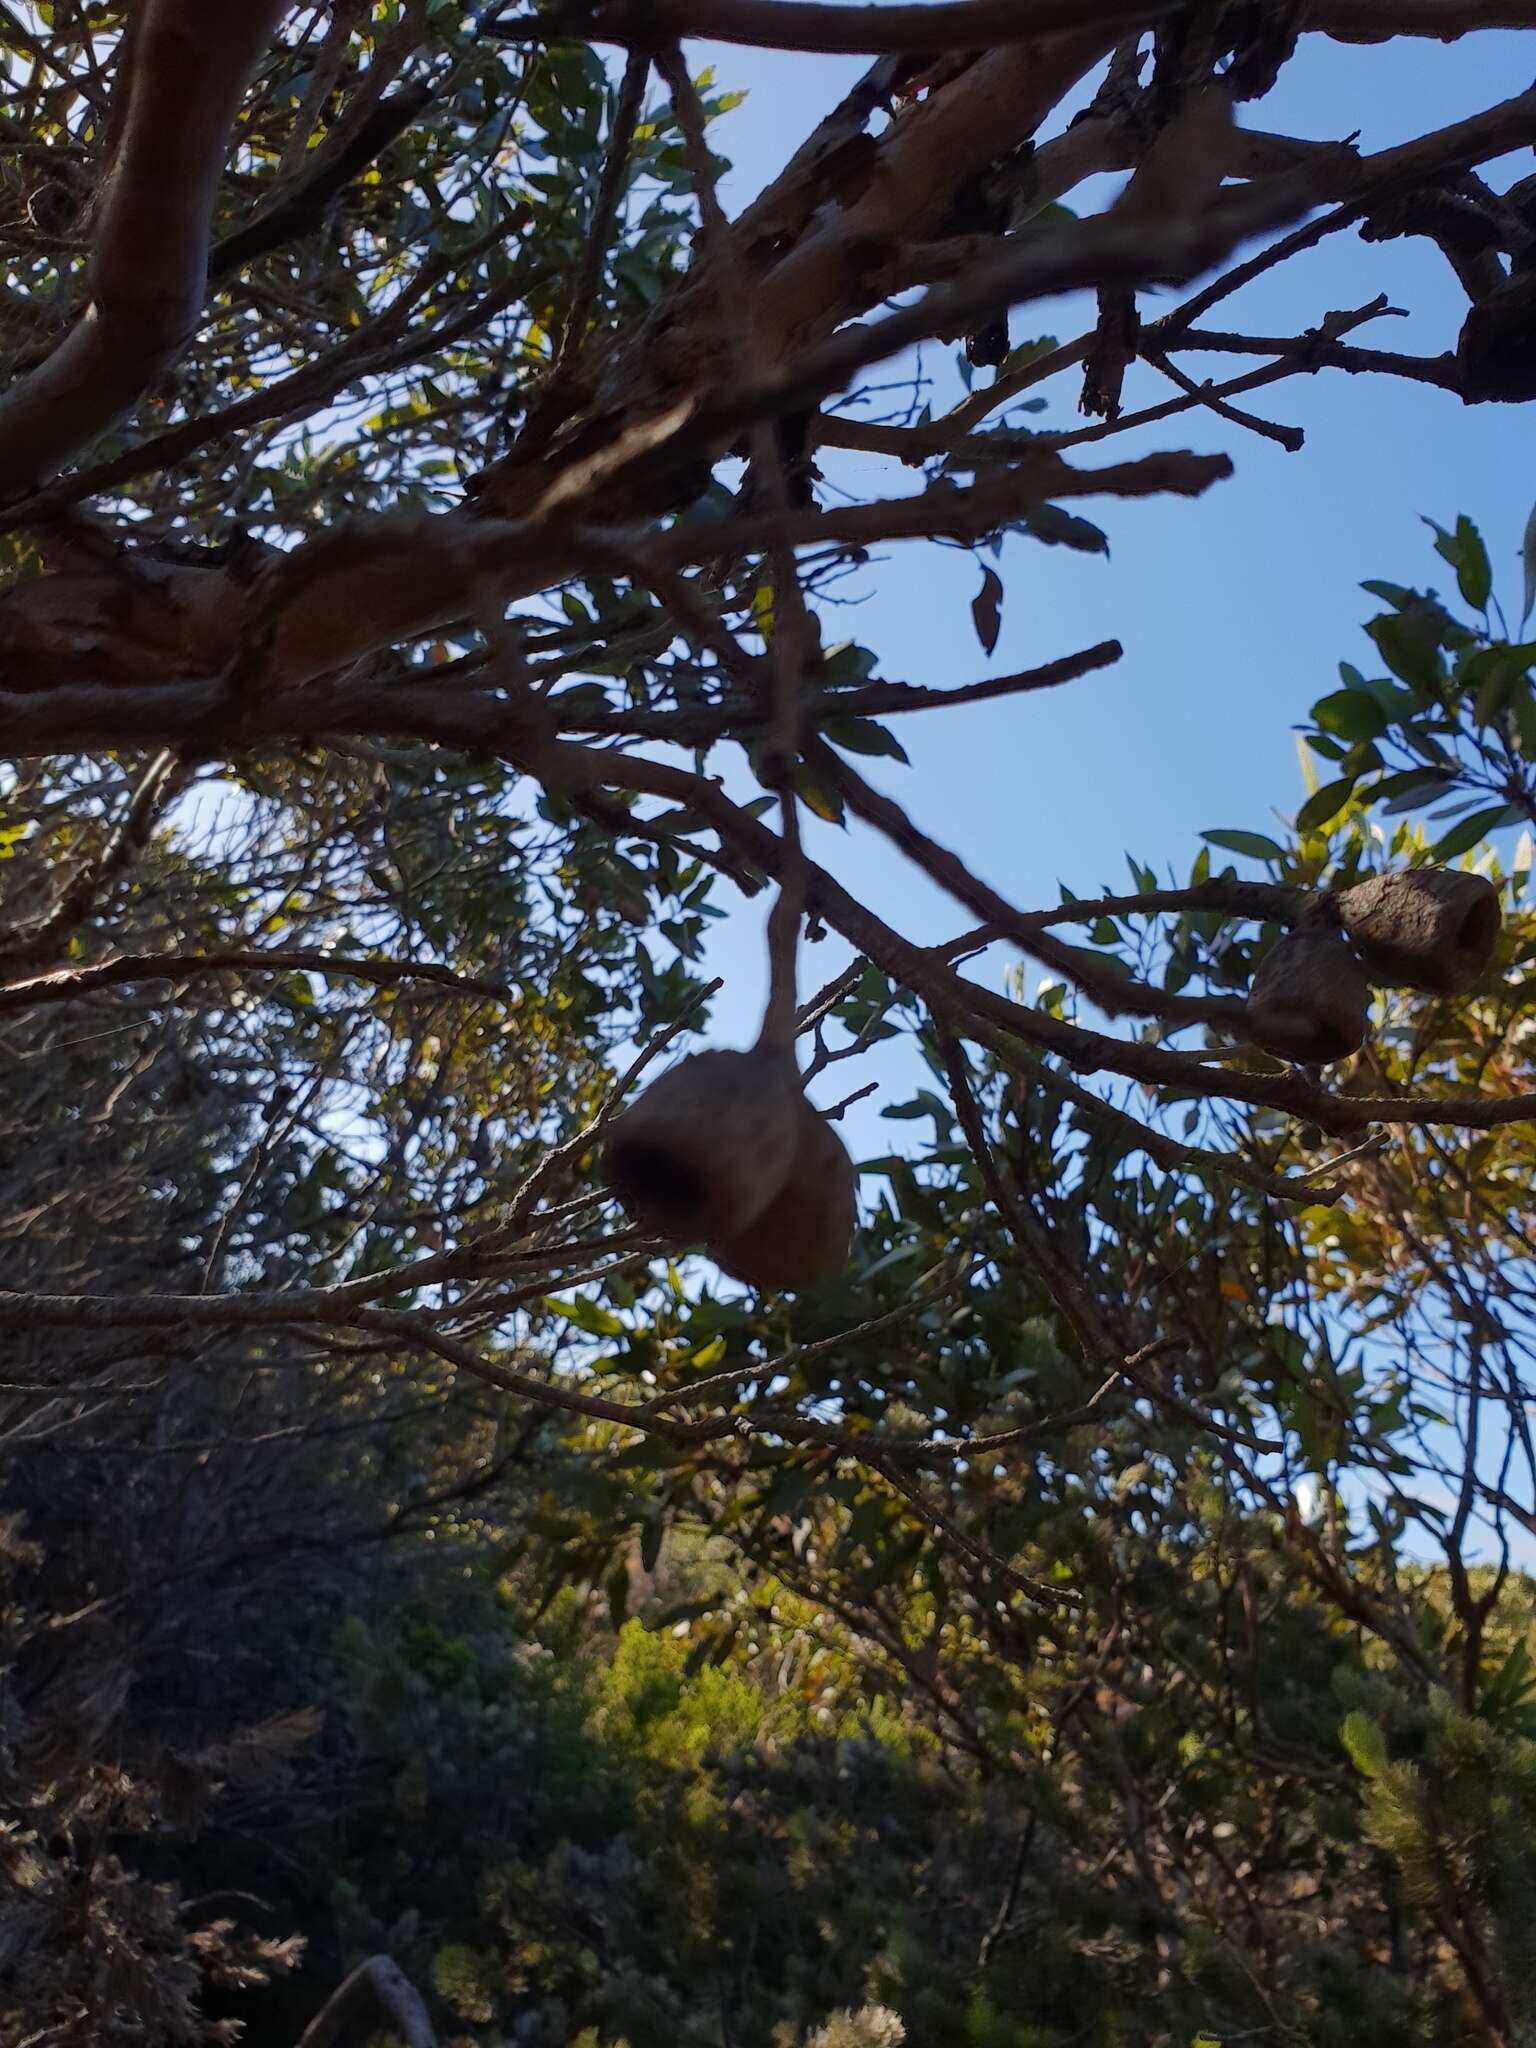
[5,5,1536,2047]
[7,526,1536,2044]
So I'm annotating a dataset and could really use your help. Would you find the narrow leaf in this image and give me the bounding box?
[1201,829,1286,862]
[1017,502,1109,553]
[1456,514,1492,612]
[971,565,1004,655]
[1295,778,1357,834]
[824,716,909,764]
[544,1294,625,1337]
[1339,1709,1388,1780]
[1432,804,1518,860]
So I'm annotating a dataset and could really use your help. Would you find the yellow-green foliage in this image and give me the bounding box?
[584,1621,808,1769]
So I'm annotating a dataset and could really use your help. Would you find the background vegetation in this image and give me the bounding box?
[3,5,1536,2045]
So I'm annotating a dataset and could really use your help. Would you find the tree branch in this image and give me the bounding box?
[1318,0,1536,37]
[806,736,1251,1034]
[0,0,288,494]
[212,79,437,281]
[0,948,519,1016]
[541,735,1536,1138]
[297,1956,437,2048]
[490,0,1176,55]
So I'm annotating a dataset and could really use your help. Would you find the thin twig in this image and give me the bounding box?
[868,1450,1082,1607]
[1142,346,1305,452]
[552,47,650,377]
[0,946,518,1015]
[641,1256,979,1417]
[475,974,724,1247]
[0,750,186,966]
[655,37,811,1056]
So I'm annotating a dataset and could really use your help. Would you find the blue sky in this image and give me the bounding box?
[671,24,1536,1107]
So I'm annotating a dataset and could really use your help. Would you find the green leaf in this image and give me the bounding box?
[1295,779,1357,834]
[997,333,1059,376]
[1369,768,1454,815]
[1311,688,1389,742]
[544,1294,626,1337]
[1340,739,1383,778]
[1360,579,1419,609]
[881,1090,953,1129]
[1358,672,1418,718]
[1425,513,1492,612]
[612,249,664,306]
[791,765,845,824]
[1016,503,1109,553]
[971,564,1003,654]
[1456,516,1492,611]
[824,716,910,764]
[1366,612,1444,697]
[820,639,878,684]
[1523,498,1536,628]
[1339,1709,1389,1780]
[1432,804,1516,860]
[1462,643,1536,725]
[1201,829,1286,862]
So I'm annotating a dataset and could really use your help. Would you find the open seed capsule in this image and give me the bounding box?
[1337,868,1501,994]
[1247,925,1370,1064]
[603,1047,803,1241]
[708,1093,857,1291]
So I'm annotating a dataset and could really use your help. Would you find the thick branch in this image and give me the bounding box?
[297,1956,437,2048]
[738,81,1536,441]
[501,0,1536,49]
[0,464,1212,703]
[492,0,1175,53]
[1171,323,1463,389]
[11,71,1521,702]
[0,0,287,495]
[1318,0,1536,36]
[3,686,1525,1137]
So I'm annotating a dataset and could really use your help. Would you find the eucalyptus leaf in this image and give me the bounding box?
[1201,829,1286,862]
[1295,779,1357,834]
